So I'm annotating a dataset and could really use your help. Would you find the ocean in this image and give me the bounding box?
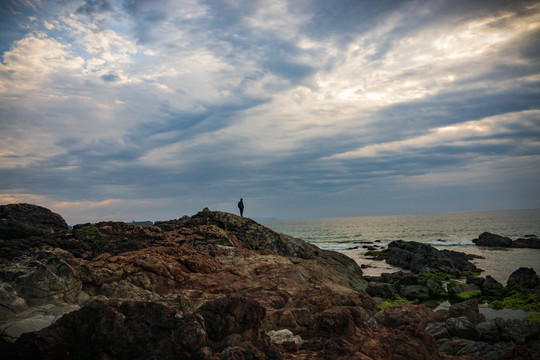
[263,209,540,285]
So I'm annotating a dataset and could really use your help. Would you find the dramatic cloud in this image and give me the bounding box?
[0,0,539,224]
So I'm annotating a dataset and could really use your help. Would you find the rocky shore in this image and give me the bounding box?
[472,232,540,249]
[0,203,539,359]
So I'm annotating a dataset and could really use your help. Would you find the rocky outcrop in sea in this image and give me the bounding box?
[473,232,540,249]
[0,203,539,359]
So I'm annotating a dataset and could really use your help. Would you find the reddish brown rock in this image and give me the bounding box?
[0,205,491,359]
[374,304,445,329]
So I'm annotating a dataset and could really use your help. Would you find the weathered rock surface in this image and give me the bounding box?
[0,203,67,240]
[4,300,218,359]
[0,204,538,359]
[473,232,513,247]
[365,271,446,302]
[384,240,480,275]
[424,298,540,360]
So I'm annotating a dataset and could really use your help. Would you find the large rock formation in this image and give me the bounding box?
[384,240,481,276]
[472,232,513,247]
[0,203,68,240]
[472,232,540,249]
[0,204,538,359]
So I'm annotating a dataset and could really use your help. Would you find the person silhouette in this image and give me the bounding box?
[237,198,244,217]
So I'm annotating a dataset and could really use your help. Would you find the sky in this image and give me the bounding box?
[1,0,539,224]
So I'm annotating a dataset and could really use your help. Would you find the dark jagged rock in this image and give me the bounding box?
[472,232,540,249]
[384,240,480,276]
[467,275,505,299]
[513,236,540,249]
[473,232,513,247]
[425,298,540,359]
[368,271,446,301]
[367,281,396,299]
[0,203,68,240]
[448,298,485,325]
[0,221,168,262]
[6,300,212,360]
[508,268,540,289]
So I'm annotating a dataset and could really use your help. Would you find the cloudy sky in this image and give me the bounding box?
[1,0,539,224]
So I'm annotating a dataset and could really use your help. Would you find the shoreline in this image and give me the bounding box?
[337,243,539,285]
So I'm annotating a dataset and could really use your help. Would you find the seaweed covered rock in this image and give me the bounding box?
[508,267,540,289]
[425,299,540,359]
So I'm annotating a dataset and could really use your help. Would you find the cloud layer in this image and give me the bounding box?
[1,0,539,224]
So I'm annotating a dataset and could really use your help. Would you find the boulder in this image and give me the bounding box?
[504,319,540,344]
[385,240,480,275]
[378,271,445,300]
[483,275,504,290]
[478,317,508,343]
[512,236,540,249]
[448,298,485,325]
[366,281,395,299]
[473,232,512,247]
[445,317,483,341]
[374,303,444,329]
[466,275,485,288]
[400,285,430,300]
[507,268,540,289]
[0,204,68,240]
[424,322,451,342]
[448,283,481,301]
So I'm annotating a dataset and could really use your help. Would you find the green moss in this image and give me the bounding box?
[365,249,389,259]
[458,271,481,278]
[497,292,540,312]
[420,272,452,281]
[481,286,509,300]
[75,225,99,239]
[377,295,413,311]
[489,300,505,310]
[525,313,540,323]
[456,290,482,301]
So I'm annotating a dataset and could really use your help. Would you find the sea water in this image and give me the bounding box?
[263,209,540,284]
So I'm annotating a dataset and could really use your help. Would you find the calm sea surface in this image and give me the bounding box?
[263,209,540,284]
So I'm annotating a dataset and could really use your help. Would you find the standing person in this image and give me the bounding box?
[237,198,244,217]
